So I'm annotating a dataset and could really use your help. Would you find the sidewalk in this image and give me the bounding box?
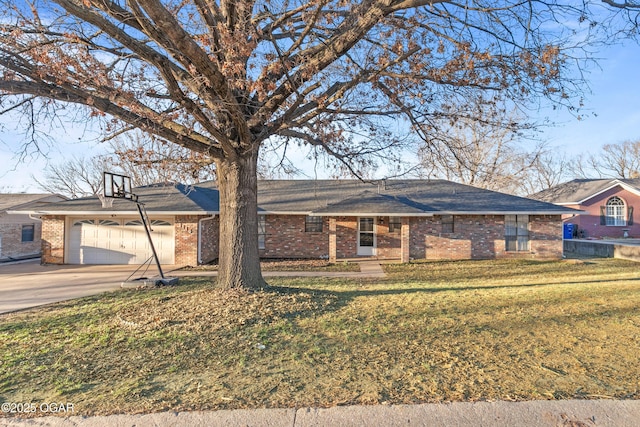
[171,260,387,279]
[4,400,640,426]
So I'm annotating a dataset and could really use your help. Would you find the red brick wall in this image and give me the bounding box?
[336,216,358,258]
[262,215,329,258]
[175,215,199,265]
[39,212,562,266]
[410,214,563,260]
[375,217,402,258]
[529,215,563,258]
[41,215,65,264]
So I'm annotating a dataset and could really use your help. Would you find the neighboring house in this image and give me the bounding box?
[14,180,577,266]
[0,193,67,261]
[530,178,640,239]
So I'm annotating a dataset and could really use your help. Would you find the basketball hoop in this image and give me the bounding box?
[103,171,134,200]
[102,170,177,286]
[98,193,114,209]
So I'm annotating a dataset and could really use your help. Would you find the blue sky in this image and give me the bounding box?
[2,41,640,193]
[540,40,640,155]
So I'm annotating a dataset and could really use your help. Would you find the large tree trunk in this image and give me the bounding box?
[215,149,266,290]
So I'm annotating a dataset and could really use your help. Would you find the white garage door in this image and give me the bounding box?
[68,218,174,265]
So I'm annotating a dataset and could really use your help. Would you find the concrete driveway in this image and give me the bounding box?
[0,260,174,314]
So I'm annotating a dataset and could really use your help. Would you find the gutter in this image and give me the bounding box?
[198,214,216,265]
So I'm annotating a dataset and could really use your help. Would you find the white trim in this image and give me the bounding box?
[313,211,578,216]
[423,210,582,216]
[311,212,433,217]
[357,217,376,256]
[18,210,215,216]
[572,180,640,205]
[11,209,581,217]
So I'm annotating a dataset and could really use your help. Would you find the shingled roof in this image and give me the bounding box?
[529,179,640,205]
[16,179,577,216]
[0,194,67,213]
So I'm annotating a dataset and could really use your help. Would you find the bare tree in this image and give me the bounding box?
[521,151,573,195]
[33,156,108,198]
[416,107,545,194]
[34,133,217,198]
[1,1,639,289]
[566,139,640,179]
[566,152,598,179]
[594,140,640,179]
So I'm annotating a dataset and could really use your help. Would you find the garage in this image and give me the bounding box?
[67,217,174,265]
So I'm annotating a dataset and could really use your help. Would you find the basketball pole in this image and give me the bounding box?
[103,171,178,286]
[136,201,166,280]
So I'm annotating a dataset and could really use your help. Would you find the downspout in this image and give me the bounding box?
[198,214,216,265]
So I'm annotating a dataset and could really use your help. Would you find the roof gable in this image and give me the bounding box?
[530,179,640,205]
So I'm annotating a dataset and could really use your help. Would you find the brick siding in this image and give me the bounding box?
[41,215,65,264]
[39,212,563,265]
[262,215,329,258]
[0,219,42,260]
[375,217,402,259]
[336,216,358,258]
[174,215,200,265]
[529,215,563,258]
[410,214,563,260]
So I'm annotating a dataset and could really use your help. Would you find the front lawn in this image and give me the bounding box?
[1,258,639,417]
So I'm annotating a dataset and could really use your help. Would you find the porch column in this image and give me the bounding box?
[401,217,410,263]
[329,217,337,262]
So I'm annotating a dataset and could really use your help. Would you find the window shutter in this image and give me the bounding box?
[600,206,606,225]
[628,206,634,226]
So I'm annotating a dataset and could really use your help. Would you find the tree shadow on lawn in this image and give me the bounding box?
[264,274,640,329]
[267,274,640,302]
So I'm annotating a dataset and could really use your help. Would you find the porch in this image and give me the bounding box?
[327,216,410,263]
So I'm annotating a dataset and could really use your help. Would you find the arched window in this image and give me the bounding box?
[605,196,626,226]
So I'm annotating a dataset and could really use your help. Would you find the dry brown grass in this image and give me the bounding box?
[1,258,639,417]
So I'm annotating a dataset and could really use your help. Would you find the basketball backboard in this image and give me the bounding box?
[103,171,133,199]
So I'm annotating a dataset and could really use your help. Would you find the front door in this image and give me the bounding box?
[357,217,376,256]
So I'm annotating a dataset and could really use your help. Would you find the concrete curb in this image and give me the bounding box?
[3,400,640,427]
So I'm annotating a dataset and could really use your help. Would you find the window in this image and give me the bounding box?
[305,216,323,232]
[258,215,266,249]
[21,224,35,242]
[389,218,402,233]
[98,219,120,226]
[441,215,454,233]
[505,215,529,252]
[603,197,626,226]
[73,219,95,226]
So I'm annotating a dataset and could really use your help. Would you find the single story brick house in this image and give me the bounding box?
[15,180,577,265]
[1,193,67,261]
[530,178,640,239]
